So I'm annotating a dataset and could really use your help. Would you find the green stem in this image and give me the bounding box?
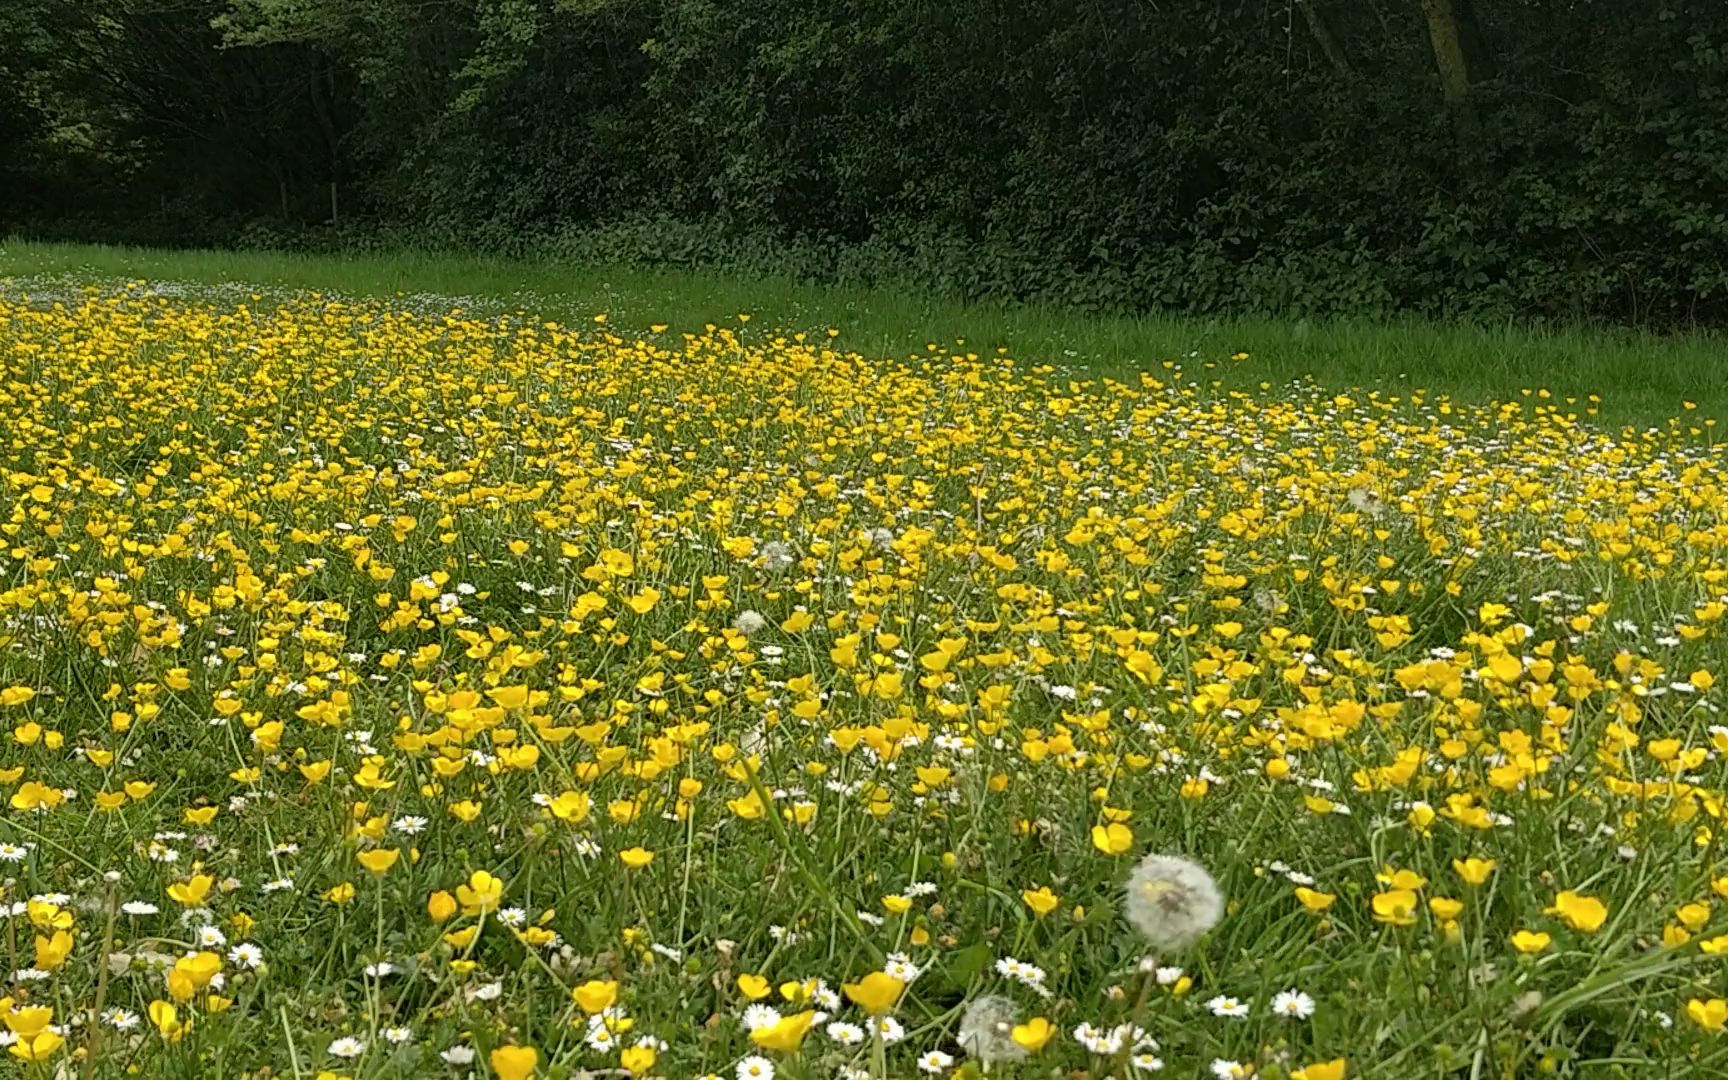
[81,878,122,1080]
[743,760,884,964]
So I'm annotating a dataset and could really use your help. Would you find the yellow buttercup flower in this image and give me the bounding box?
[842,971,905,1015]
[8,1029,64,1063]
[149,1000,188,1042]
[455,870,504,915]
[1011,1016,1056,1052]
[1370,889,1419,927]
[489,1045,538,1080]
[1090,822,1134,855]
[1295,887,1337,912]
[619,1045,656,1074]
[1452,857,1497,885]
[167,874,213,906]
[749,1009,816,1051]
[1510,929,1552,953]
[1686,998,1728,1032]
[356,847,400,874]
[573,979,619,1014]
[33,930,72,970]
[4,1005,54,1039]
[1546,890,1608,934]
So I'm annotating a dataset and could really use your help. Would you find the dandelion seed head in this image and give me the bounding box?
[1124,853,1223,950]
[957,994,1025,1063]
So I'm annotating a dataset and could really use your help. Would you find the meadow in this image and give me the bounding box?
[0,244,1724,1078]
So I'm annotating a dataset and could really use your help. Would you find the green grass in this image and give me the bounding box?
[2,238,1723,429]
[6,245,1728,1078]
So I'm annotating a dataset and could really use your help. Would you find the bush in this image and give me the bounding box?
[9,0,1728,324]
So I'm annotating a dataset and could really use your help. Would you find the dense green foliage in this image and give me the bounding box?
[7,1,1728,322]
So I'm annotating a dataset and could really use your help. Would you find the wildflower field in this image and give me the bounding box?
[0,279,1725,1079]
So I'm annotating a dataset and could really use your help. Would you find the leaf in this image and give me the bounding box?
[944,941,993,990]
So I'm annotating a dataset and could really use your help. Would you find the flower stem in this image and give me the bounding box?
[80,877,121,1080]
[1111,964,1157,1078]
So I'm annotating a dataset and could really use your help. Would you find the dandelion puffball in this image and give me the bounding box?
[957,994,1026,1064]
[1124,853,1223,951]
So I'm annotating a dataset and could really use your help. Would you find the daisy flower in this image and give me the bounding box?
[736,1055,775,1080]
[825,1021,864,1045]
[327,1036,366,1058]
[1272,988,1316,1019]
[1206,995,1249,1018]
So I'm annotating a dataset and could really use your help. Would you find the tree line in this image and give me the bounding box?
[4,1,1726,323]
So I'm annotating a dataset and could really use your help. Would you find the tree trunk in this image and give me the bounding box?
[1418,0,1477,131]
[307,52,342,225]
[1297,0,1355,82]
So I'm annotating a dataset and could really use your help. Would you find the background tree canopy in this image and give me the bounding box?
[6,0,1726,323]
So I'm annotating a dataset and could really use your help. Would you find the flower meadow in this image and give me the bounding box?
[0,284,1726,1079]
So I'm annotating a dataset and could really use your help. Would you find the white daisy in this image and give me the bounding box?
[1271,988,1315,1019]
[825,1021,864,1045]
[1073,1021,1124,1055]
[740,1004,782,1032]
[327,1036,366,1058]
[1206,995,1249,1018]
[104,1008,139,1030]
[584,1025,617,1052]
[736,1055,775,1080]
[883,954,922,982]
[467,980,503,1002]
